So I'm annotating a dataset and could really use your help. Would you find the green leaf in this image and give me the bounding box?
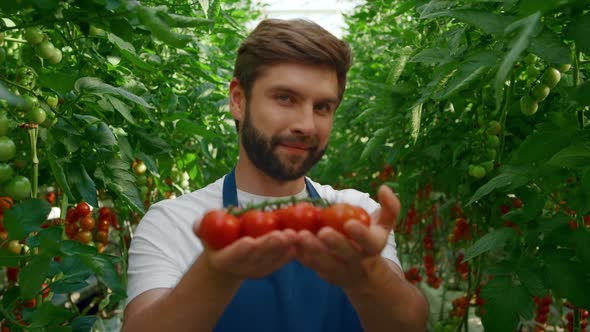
[410,48,451,64]
[161,13,214,28]
[569,168,590,215]
[61,240,98,256]
[38,72,78,94]
[107,32,135,54]
[93,122,117,146]
[528,28,571,65]
[68,164,98,207]
[467,166,531,205]
[0,255,24,267]
[31,302,75,326]
[74,77,152,109]
[107,96,137,125]
[510,118,576,165]
[46,152,75,200]
[175,119,211,138]
[435,51,497,99]
[572,80,590,106]
[463,228,517,261]
[37,227,63,256]
[566,13,590,54]
[480,276,534,332]
[450,10,515,35]
[360,128,388,160]
[71,316,98,332]
[543,249,590,309]
[4,199,52,240]
[136,5,192,48]
[386,46,412,86]
[416,1,453,18]
[495,12,541,110]
[545,143,590,169]
[19,254,52,299]
[516,256,547,297]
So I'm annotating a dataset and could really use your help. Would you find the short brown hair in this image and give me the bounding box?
[233,18,352,101]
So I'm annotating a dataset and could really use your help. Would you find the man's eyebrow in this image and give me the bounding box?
[267,86,339,104]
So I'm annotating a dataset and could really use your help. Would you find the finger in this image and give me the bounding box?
[376,185,401,231]
[318,226,362,263]
[296,231,329,268]
[344,220,384,256]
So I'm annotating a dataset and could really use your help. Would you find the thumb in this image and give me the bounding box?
[376,185,401,232]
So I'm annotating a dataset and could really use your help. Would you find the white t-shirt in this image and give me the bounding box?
[126,176,401,305]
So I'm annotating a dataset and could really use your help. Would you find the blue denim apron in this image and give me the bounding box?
[213,169,362,332]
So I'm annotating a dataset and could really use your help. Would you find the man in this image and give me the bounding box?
[122,19,428,332]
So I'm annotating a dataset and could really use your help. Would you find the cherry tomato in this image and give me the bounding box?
[319,203,359,234]
[80,215,95,231]
[0,137,16,162]
[65,208,79,224]
[8,240,22,255]
[75,201,91,218]
[76,230,93,244]
[97,218,110,232]
[197,210,241,250]
[277,202,320,233]
[240,210,279,238]
[95,230,109,245]
[98,207,112,219]
[352,206,371,227]
[4,175,31,200]
[65,223,79,239]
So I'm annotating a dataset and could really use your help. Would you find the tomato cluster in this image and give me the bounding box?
[533,295,552,331]
[197,202,371,250]
[404,266,422,285]
[64,202,118,252]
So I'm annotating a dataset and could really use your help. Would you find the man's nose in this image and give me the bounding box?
[289,104,316,136]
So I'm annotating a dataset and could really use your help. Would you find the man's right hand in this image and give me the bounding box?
[193,223,299,280]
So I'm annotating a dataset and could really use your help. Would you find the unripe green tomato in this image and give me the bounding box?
[133,161,147,176]
[541,68,561,89]
[17,95,37,112]
[524,54,537,65]
[0,163,13,183]
[486,121,501,135]
[4,175,31,200]
[0,114,9,136]
[0,136,16,161]
[35,40,56,59]
[48,48,62,64]
[472,166,486,178]
[487,135,500,148]
[89,25,105,37]
[28,108,47,124]
[486,148,496,160]
[136,174,147,186]
[520,95,538,116]
[556,64,571,72]
[24,27,44,45]
[46,95,58,109]
[139,186,149,198]
[531,84,550,102]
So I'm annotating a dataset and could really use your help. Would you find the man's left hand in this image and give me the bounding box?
[295,185,401,287]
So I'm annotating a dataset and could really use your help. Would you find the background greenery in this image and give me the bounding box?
[0,0,589,331]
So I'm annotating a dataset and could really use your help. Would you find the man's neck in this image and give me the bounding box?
[234,158,306,197]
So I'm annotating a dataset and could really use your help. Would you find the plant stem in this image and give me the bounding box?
[28,126,39,198]
[0,76,34,93]
[573,47,583,130]
[498,74,514,165]
[3,37,27,43]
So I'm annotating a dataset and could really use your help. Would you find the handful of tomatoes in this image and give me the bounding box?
[197,201,371,250]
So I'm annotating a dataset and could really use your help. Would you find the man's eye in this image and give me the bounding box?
[315,104,333,113]
[277,95,292,103]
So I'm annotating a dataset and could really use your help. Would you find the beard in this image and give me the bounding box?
[240,103,326,181]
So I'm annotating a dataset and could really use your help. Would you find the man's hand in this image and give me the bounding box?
[294,185,401,287]
[193,223,298,280]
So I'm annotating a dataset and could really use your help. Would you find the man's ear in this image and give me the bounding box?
[229,77,246,122]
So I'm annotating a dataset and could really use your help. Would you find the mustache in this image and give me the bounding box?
[271,135,319,149]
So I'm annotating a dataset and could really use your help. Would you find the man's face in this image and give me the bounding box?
[236,63,340,181]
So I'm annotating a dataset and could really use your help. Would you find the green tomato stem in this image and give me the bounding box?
[228,197,329,216]
[573,48,583,130]
[498,74,515,165]
[3,37,27,43]
[28,127,39,198]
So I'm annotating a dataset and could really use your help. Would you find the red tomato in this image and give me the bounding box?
[197,210,241,250]
[277,202,320,233]
[352,206,371,227]
[318,203,358,234]
[75,202,91,218]
[95,230,109,245]
[65,223,79,239]
[97,218,110,232]
[240,210,279,238]
[65,208,79,224]
[80,215,95,231]
[98,207,112,219]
